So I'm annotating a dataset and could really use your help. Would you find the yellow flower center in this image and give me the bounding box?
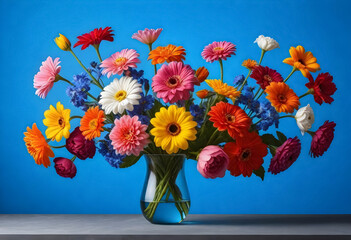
[225,114,235,123]
[240,148,251,161]
[115,90,127,101]
[58,117,65,128]
[213,47,223,52]
[89,119,97,130]
[166,76,180,88]
[115,57,127,66]
[124,130,133,140]
[167,123,181,136]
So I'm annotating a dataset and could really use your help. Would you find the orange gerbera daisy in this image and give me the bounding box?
[283,45,320,78]
[23,123,54,168]
[265,82,300,113]
[205,79,240,102]
[224,131,268,177]
[208,102,251,139]
[148,44,186,65]
[80,106,105,140]
[242,59,257,70]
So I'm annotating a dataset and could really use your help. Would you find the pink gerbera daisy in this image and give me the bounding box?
[201,41,236,62]
[101,49,141,77]
[152,62,196,103]
[132,28,163,45]
[33,56,61,99]
[110,115,150,156]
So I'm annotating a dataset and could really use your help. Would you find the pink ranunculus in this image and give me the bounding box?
[33,56,61,98]
[66,127,96,160]
[197,145,229,179]
[53,157,77,178]
[310,121,336,157]
[132,28,163,45]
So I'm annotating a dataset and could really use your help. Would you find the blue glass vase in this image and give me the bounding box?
[140,154,190,224]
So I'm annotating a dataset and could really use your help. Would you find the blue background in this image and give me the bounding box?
[0,0,350,214]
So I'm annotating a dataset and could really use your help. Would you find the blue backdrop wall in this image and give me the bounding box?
[0,0,350,214]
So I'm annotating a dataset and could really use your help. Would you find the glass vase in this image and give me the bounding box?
[140,154,190,224]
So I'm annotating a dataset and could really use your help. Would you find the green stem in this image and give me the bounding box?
[94,45,103,62]
[70,115,82,121]
[279,115,295,119]
[255,89,265,100]
[69,49,103,90]
[57,76,73,85]
[86,92,98,101]
[148,44,157,75]
[258,49,266,65]
[49,145,66,149]
[218,58,224,82]
[284,67,297,83]
[307,130,315,137]
[239,69,252,92]
[71,155,77,162]
[299,89,313,99]
[102,126,111,132]
[207,129,219,145]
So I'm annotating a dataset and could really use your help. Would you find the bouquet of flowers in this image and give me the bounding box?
[24,27,337,222]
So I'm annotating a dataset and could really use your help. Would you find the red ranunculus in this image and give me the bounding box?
[74,27,114,50]
[310,121,336,157]
[53,157,77,178]
[250,65,283,90]
[66,127,96,160]
[305,72,337,105]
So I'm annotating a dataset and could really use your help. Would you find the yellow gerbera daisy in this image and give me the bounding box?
[43,102,71,142]
[150,105,197,154]
[205,79,240,102]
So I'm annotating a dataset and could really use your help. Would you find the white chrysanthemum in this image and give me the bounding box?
[254,35,279,51]
[295,104,315,135]
[99,76,142,114]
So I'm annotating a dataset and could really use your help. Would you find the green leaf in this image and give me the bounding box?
[120,154,142,168]
[276,131,287,144]
[253,166,265,181]
[260,134,281,147]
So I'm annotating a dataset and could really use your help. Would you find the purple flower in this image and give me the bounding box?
[66,127,96,160]
[53,157,77,178]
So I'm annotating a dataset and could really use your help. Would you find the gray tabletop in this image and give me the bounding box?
[0,214,350,240]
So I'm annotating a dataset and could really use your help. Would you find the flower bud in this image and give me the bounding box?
[53,157,77,178]
[197,145,229,179]
[196,89,210,99]
[254,35,279,52]
[295,104,314,135]
[195,67,209,84]
[54,34,71,51]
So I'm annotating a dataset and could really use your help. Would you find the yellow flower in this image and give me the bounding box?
[205,79,240,102]
[283,45,320,78]
[150,105,197,154]
[242,59,257,70]
[43,102,71,142]
[54,33,71,51]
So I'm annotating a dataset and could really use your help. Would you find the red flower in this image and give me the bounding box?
[305,72,337,105]
[223,131,268,177]
[310,121,336,157]
[208,102,251,139]
[250,65,283,90]
[74,27,114,50]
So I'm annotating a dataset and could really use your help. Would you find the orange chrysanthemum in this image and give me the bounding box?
[80,106,105,140]
[265,82,300,113]
[242,59,257,70]
[283,45,320,78]
[208,102,251,139]
[23,123,54,168]
[148,44,186,65]
[195,66,209,84]
[205,79,240,102]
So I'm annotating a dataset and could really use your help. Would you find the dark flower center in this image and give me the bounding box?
[240,149,251,161]
[298,59,305,65]
[278,94,287,103]
[225,114,235,123]
[263,74,272,83]
[167,123,181,136]
[58,118,65,127]
[166,76,180,88]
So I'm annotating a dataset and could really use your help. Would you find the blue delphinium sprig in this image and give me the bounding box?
[66,73,91,111]
[190,104,205,127]
[255,100,280,131]
[128,93,153,125]
[236,86,259,113]
[98,134,126,168]
[89,61,102,80]
[233,75,246,87]
[124,67,150,92]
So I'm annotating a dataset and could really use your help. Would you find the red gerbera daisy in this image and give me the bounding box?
[305,72,337,105]
[74,27,114,50]
[208,102,251,139]
[223,131,268,177]
[250,65,283,90]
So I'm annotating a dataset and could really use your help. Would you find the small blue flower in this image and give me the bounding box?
[236,86,259,113]
[255,100,279,131]
[125,67,150,91]
[128,93,154,116]
[98,134,126,168]
[233,75,245,87]
[89,61,102,80]
[190,104,205,127]
[66,73,91,110]
[138,115,150,125]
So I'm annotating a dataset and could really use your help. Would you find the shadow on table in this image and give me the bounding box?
[182,215,351,226]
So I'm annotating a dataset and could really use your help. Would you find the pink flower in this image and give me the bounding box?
[152,62,196,103]
[33,57,61,98]
[310,121,336,157]
[201,41,236,62]
[132,28,163,45]
[53,157,77,179]
[110,115,150,156]
[197,145,229,179]
[268,137,301,175]
[101,49,141,77]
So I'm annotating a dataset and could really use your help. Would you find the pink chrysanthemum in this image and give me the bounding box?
[268,137,301,175]
[109,115,150,156]
[152,62,196,103]
[310,121,336,157]
[132,28,163,45]
[101,49,141,77]
[33,57,61,99]
[201,41,236,62]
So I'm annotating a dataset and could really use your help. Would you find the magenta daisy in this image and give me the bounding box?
[201,41,236,62]
[268,137,301,175]
[101,49,141,77]
[109,115,150,156]
[310,121,336,158]
[151,62,196,103]
[33,57,61,99]
[132,28,163,45]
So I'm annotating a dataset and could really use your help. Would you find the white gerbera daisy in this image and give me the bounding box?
[99,76,142,114]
